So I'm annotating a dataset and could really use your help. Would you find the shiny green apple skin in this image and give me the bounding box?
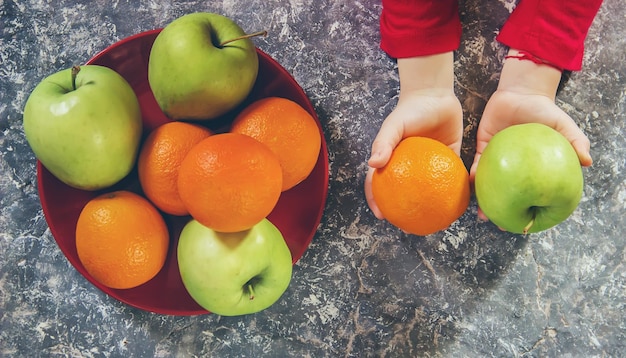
[148,12,259,121]
[475,123,584,234]
[178,218,292,316]
[23,65,142,191]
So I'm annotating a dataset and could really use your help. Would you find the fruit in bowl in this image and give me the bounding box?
[178,218,293,316]
[177,132,284,233]
[231,97,323,191]
[23,65,142,191]
[137,121,213,216]
[148,12,262,121]
[75,190,169,290]
[35,25,329,315]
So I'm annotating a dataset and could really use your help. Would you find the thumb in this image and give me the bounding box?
[368,117,404,169]
[469,125,496,186]
[554,115,593,167]
[570,136,593,167]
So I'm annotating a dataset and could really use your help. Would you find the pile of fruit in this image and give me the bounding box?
[22,12,322,316]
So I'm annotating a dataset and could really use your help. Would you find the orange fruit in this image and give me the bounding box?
[177,132,283,233]
[372,137,470,236]
[75,190,169,289]
[230,97,321,191]
[138,121,212,215]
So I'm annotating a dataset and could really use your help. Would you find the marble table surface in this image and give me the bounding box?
[1,1,624,357]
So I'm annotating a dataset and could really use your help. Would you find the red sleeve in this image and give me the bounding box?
[497,0,603,71]
[380,0,461,59]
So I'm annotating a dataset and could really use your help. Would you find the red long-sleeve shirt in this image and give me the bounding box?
[380,0,603,71]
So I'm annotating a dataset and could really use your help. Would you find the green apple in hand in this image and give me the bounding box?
[475,123,584,234]
[148,12,262,121]
[178,218,293,316]
[23,65,142,191]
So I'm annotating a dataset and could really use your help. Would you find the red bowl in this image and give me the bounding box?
[36,29,329,315]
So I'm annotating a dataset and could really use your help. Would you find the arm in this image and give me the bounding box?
[496,0,604,71]
[474,0,604,167]
[374,0,463,159]
[470,1,603,220]
[470,49,593,183]
[368,52,461,167]
[367,1,463,218]
[365,52,463,219]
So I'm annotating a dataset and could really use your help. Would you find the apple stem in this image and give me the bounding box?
[71,65,80,91]
[523,211,537,235]
[219,30,268,47]
[246,283,256,301]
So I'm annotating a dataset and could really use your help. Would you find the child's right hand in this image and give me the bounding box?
[365,88,463,219]
[364,53,463,219]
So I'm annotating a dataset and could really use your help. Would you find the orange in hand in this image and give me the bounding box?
[75,190,169,289]
[230,97,321,191]
[372,137,470,236]
[177,132,283,233]
[138,121,212,215]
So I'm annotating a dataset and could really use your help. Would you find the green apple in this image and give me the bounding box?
[475,123,584,234]
[178,218,292,316]
[23,65,142,191]
[148,12,260,121]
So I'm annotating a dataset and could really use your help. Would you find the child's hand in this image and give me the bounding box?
[365,93,463,219]
[368,89,464,166]
[365,53,463,219]
[469,49,593,221]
